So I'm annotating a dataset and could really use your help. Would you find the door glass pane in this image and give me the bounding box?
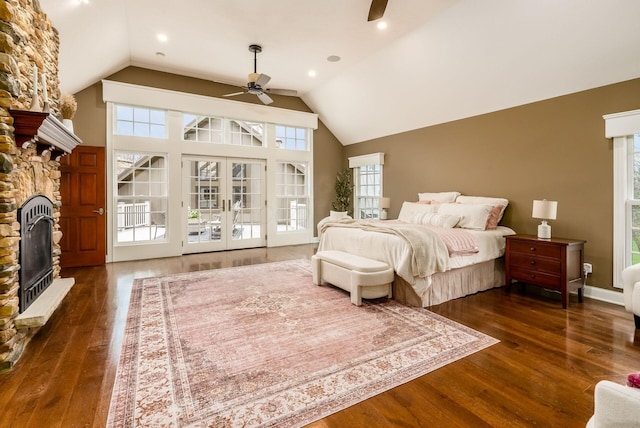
[231,162,262,239]
[186,160,223,243]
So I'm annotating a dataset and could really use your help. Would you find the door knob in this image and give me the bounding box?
[92,208,104,215]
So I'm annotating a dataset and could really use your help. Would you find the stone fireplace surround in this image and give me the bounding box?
[0,0,80,371]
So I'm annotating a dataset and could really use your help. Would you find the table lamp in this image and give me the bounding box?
[532,199,557,239]
[380,197,390,220]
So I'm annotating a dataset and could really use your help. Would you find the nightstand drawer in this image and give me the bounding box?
[509,253,562,274]
[510,267,562,290]
[509,240,562,259]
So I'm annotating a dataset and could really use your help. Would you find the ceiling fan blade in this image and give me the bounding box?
[265,88,298,97]
[255,73,271,87]
[368,0,388,21]
[257,92,274,105]
[223,91,246,97]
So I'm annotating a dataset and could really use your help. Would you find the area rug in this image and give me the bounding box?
[107,259,498,427]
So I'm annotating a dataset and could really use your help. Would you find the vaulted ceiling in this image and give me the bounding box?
[39,0,640,145]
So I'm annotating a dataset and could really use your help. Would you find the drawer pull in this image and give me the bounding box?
[530,247,536,252]
[530,274,536,279]
[530,260,536,265]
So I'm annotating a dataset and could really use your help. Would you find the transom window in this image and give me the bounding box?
[276,126,307,151]
[183,114,223,143]
[115,105,166,138]
[230,120,264,146]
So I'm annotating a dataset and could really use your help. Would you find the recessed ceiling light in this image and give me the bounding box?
[308,70,317,77]
[327,55,341,63]
[377,21,388,30]
[78,0,89,4]
[157,33,168,43]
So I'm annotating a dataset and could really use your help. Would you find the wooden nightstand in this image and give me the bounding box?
[505,234,586,308]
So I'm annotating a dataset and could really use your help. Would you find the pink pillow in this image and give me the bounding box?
[485,205,504,230]
[628,372,640,388]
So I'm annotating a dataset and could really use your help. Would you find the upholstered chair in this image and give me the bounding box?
[586,380,640,427]
[621,264,640,329]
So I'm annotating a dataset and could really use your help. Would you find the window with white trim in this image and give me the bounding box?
[115,104,166,138]
[275,162,308,231]
[275,126,308,151]
[606,109,640,287]
[115,151,167,243]
[349,153,384,220]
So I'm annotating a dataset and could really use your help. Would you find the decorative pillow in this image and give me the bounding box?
[411,212,460,228]
[398,201,439,223]
[485,205,505,230]
[417,192,460,203]
[437,203,494,230]
[455,195,509,224]
[628,372,640,389]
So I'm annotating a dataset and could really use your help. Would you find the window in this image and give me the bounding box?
[276,162,308,231]
[349,153,384,220]
[275,126,307,151]
[183,114,223,143]
[115,151,167,243]
[625,135,640,264]
[229,120,264,146]
[607,108,640,288]
[115,105,166,138]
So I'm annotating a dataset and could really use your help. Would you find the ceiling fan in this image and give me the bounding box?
[223,44,297,105]
[368,0,388,21]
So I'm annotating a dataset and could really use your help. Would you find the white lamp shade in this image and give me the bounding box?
[380,197,391,209]
[532,199,557,220]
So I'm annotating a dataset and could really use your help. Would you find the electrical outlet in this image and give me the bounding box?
[583,262,593,274]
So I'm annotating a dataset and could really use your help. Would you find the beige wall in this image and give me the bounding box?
[72,66,345,231]
[345,78,640,291]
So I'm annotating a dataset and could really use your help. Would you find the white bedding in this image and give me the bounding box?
[317,222,515,301]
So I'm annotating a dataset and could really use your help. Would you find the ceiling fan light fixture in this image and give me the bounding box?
[377,21,388,30]
[248,72,259,83]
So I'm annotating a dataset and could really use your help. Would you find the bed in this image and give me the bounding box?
[317,193,516,307]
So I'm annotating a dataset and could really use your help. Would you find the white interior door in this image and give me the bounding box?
[182,156,265,253]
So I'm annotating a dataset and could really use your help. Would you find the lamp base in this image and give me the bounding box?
[380,209,388,220]
[537,220,551,239]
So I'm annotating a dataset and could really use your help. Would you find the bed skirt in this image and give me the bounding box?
[393,257,505,307]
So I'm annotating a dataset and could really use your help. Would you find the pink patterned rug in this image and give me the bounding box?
[107,259,498,427]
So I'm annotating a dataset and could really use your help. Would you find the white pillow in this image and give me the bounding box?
[417,191,460,203]
[455,196,509,222]
[411,212,460,228]
[437,203,494,230]
[398,201,439,223]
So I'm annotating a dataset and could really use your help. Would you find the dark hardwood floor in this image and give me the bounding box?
[1,244,638,427]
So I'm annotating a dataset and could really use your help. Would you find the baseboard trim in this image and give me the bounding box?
[583,285,624,306]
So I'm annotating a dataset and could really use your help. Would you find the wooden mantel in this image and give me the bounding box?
[9,109,82,157]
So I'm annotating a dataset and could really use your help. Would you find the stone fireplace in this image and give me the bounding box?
[0,0,80,371]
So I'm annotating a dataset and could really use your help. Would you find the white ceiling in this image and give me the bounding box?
[39,0,640,145]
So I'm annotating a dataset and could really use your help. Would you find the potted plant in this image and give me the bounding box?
[331,168,353,217]
[60,94,77,132]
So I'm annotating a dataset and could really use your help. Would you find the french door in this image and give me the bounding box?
[182,156,265,253]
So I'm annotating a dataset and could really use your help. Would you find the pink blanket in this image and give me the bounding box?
[424,225,479,256]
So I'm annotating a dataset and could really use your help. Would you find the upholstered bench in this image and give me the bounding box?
[312,250,393,306]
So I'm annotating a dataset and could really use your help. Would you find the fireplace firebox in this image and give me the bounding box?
[18,195,54,312]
